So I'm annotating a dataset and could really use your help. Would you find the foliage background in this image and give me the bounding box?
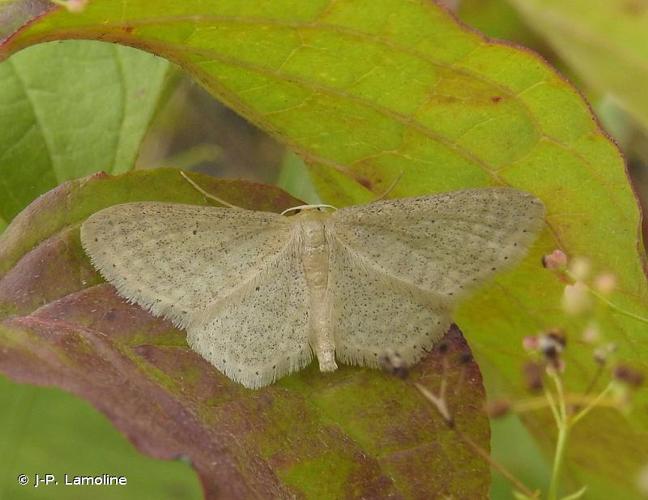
[0,0,647,498]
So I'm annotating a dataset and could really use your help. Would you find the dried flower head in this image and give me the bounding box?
[523,361,544,392]
[613,364,644,388]
[485,399,511,418]
[543,329,566,351]
[542,249,568,270]
[593,343,617,366]
[527,329,567,372]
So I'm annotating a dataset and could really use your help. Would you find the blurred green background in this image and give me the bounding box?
[1,0,648,498]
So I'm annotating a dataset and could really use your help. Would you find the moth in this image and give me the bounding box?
[80,184,544,389]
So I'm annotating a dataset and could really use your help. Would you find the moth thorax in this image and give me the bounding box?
[300,216,327,248]
[300,218,329,288]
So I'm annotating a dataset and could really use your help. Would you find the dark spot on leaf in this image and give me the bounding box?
[356,175,373,190]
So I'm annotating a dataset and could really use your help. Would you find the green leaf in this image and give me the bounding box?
[277,150,321,205]
[0,377,202,500]
[0,39,170,225]
[0,169,490,497]
[505,0,648,131]
[457,0,546,49]
[2,1,648,495]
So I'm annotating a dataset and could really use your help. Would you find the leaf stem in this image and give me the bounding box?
[548,423,569,500]
[544,385,561,426]
[547,372,568,500]
[588,287,648,325]
[179,171,240,209]
[564,270,648,325]
[570,382,614,427]
[511,394,619,413]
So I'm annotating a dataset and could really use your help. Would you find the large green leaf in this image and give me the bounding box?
[1,0,647,496]
[0,169,489,497]
[505,0,648,131]
[0,377,202,500]
[0,39,170,227]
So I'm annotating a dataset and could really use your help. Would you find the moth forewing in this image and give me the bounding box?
[327,188,545,299]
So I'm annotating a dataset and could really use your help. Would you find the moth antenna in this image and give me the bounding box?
[180,171,241,209]
[373,169,404,202]
[281,204,337,216]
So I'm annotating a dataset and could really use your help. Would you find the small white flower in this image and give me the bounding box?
[562,282,591,315]
[569,257,591,281]
[594,273,617,295]
[581,322,601,344]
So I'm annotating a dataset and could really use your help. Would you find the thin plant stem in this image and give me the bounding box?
[512,394,619,413]
[548,423,570,500]
[415,383,536,498]
[582,363,604,398]
[552,372,568,420]
[179,171,241,209]
[571,383,614,427]
[544,386,561,426]
[588,287,648,325]
[547,372,569,500]
[564,270,648,325]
